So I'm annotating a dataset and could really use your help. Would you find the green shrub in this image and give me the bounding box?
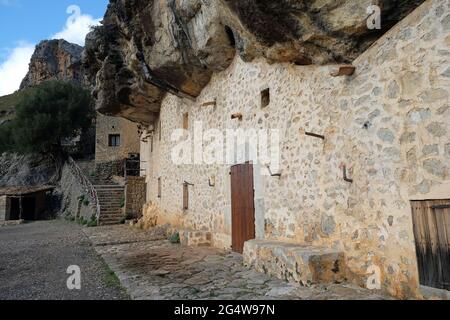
[169,232,180,244]
[87,215,98,227]
[0,81,94,155]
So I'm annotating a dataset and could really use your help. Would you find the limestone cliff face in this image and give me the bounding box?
[84,0,424,125]
[20,39,84,89]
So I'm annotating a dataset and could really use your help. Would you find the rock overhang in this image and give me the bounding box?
[83,0,426,126]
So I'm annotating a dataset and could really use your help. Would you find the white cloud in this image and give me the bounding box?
[52,5,101,46]
[0,42,34,96]
[0,5,102,96]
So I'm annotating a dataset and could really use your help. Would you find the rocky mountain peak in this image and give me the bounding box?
[20,39,84,90]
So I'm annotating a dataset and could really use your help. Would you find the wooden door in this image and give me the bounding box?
[231,163,255,253]
[411,200,450,290]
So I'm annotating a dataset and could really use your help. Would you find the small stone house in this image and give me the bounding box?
[95,112,141,170]
[0,186,54,221]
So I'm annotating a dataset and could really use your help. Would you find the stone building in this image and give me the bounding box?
[95,113,141,166]
[86,0,449,298]
[139,1,450,298]
[0,186,54,221]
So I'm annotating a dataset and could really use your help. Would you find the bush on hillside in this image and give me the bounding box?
[0,81,95,156]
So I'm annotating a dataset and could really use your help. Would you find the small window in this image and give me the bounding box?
[261,88,270,108]
[183,112,189,130]
[108,134,121,147]
[183,183,189,210]
[158,177,162,198]
[150,135,154,153]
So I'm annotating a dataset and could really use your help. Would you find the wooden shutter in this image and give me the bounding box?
[183,113,189,130]
[158,178,162,198]
[183,183,189,210]
[411,200,450,290]
[159,121,162,141]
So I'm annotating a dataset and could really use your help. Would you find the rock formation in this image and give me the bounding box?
[84,0,424,125]
[20,39,84,89]
[0,153,62,187]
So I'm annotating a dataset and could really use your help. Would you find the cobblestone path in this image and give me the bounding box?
[84,225,388,300]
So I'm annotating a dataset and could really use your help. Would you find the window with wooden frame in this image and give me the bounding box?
[183,112,189,130]
[157,177,162,198]
[411,200,450,290]
[108,134,121,147]
[150,135,154,153]
[159,121,162,141]
[183,183,189,211]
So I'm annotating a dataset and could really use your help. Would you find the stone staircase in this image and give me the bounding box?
[75,160,125,226]
[95,184,125,226]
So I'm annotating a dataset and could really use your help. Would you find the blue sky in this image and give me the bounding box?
[0,0,109,95]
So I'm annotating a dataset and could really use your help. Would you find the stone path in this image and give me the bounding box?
[84,225,389,300]
[0,220,129,300]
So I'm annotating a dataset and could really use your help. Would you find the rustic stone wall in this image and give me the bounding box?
[0,196,9,221]
[58,164,96,221]
[141,0,450,298]
[95,113,141,164]
[125,176,146,219]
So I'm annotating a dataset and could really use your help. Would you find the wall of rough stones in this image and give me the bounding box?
[0,196,9,221]
[141,0,450,298]
[95,113,141,164]
[125,176,146,219]
[58,164,96,221]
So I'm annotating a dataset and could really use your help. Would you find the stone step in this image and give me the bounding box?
[243,240,346,286]
[100,216,123,222]
[100,211,122,215]
[101,214,123,219]
[94,185,124,189]
[100,221,122,226]
[100,209,122,214]
[100,213,123,218]
[98,196,123,199]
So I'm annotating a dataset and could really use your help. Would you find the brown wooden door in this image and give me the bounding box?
[411,200,450,290]
[231,163,256,253]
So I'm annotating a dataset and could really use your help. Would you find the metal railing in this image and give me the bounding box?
[67,157,101,224]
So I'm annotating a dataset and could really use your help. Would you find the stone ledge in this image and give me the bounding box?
[420,285,450,300]
[243,239,346,286]
[180,230,212,247]
[0,220,25,227]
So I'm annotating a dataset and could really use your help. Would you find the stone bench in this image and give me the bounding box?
[243,239,346,286]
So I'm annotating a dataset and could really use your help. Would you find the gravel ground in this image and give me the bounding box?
[0,220,129,300]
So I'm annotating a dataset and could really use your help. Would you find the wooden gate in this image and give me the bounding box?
[411,200,450,290]
[231,163,256,253]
